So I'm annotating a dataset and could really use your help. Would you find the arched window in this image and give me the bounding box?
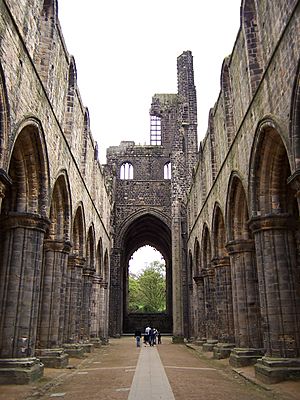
[120,162,133,180]
[164,162,171,179]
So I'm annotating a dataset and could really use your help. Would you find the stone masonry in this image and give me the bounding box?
[0,0,300,387]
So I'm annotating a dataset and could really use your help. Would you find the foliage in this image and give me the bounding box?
[128,261,166,313]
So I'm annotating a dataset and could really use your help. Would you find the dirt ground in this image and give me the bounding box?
[0,337,299,400]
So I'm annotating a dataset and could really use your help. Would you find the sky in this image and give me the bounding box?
[58,0,242,165]
[58,1,242,270]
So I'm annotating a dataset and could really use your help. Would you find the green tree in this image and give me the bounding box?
[128,261,166,313]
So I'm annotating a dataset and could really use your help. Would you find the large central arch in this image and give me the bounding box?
[121,212,172,333]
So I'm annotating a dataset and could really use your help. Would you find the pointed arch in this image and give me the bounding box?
[193,238,201,277]
[103,249,109,283]
[201,224,211,271]
[2,119,49,216]
[72,204,86,258]
[241,0,263,94]
[48,171,72,242]
[211,203,227,259]
[86,224,96,270]
[221,57,235,147]
[226,172,250,241]
[249,118,293,216]
[96,238,103,276]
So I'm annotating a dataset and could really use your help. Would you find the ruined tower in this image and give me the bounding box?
[106,51,198,340]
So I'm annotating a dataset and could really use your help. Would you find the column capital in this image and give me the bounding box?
[68,255,85,268]
[211,256,230,268]
[226,239,255,254]
[0,212,50,233]
[249,213,296,233]
[44,239,72,253]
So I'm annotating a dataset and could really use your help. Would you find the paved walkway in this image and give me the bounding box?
[0,337,299,400]
[128,344,175,400]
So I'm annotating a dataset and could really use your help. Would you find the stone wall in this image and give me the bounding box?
[186,0,300,382]
[0,0,111,383]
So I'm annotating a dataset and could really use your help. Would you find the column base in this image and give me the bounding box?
[63,344,85,358]
[229,348,264,367]
[35,348,69,368]
[213,343,235,359]
[90,338,102,348]
[255,357,300,384]
[172,336,185,344]
[0,357,44,384]
[100,337,109,345]
[81,343,94,353]
[202,339,218,352]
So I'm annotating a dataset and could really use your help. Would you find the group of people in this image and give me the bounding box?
[134,326,161,347]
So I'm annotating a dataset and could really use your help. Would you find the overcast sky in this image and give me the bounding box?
[58,1,241,269]
[58,0,241,165]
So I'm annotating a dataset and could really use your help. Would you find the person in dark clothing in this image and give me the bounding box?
[134,328,142,347]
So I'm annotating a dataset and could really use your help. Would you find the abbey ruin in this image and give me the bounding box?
[0,0,299,386]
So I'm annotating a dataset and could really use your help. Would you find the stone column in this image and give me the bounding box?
[109,248,122,337]
[99,281,109,343]
[35,240,71,368]
[249,214,300,383]
[202,267,218,352]
[80,266,95,353]
[226,239,263,367]
[0,212,49,383]
[63,256,85,358]
[172,200,184,342]
[212,256,234,342]
[193,276,206,342]
[90,275,102,347]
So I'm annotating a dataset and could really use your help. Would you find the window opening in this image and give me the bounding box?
[120,162,133,179]
[150,115,161,145]
[164,162,171,179]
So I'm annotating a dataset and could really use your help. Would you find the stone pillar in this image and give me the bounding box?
[99,281,109,344]
[172,201,184,342]
[212,257,234,342]
[109,248,122,337]
[63,256,85,358]
[81,266,94,348]
[249,214,300,383]
[226,239,264,367]
[35,240,71,368]
[0,212,49,383]
[193,276,206,341]
[90,275,102,347]
[203,267,216,339]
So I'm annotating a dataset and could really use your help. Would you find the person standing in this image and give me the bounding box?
[134,328,142,347]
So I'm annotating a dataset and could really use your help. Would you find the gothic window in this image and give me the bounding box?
[120,162,133,180]
[164,162,171,179]
[150,115,161,145]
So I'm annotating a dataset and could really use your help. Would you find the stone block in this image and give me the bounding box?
[0,357,44,384]
[35,349,69,368]
[229,348,264,367]
[255,357,300,384]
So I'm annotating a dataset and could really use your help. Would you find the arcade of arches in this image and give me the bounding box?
[0,0,299,386]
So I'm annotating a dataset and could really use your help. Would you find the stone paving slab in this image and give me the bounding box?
[0,337,299,400]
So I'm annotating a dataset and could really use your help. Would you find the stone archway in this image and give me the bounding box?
[111,212,172,335]
[249,118,300,381]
